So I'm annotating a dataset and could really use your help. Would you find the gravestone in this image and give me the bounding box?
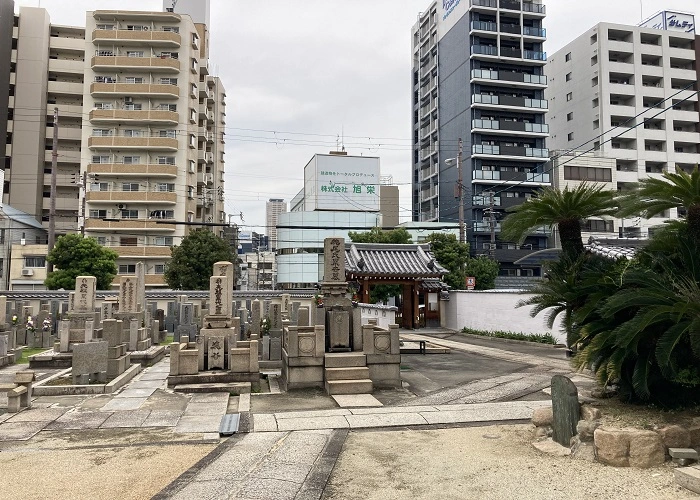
[135,262,146,312]
[551,375,580,447]
[0,334,7,358]
[298,306,310,327]
[208,336,225,369]
[101,301,115,321]
[120,277,138,313]
[328,309,351,351]
[250,299,261,336]
[238,308,248,338]
[74,276,96,313]
[269,304,282,331]
[0,296,6,327]
[290,301,300,324]
[72,341,108,384]
[59,320,70,352]
[324,237,345,283]
[209,275,232,317]
[175,303,197,342]
[281,294,291,314]
[84,319,95,343]
[165,301,177,333]
[263,299,271,318]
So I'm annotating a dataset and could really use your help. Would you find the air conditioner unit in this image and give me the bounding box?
[21,269,34,276]
[117,204,126,209]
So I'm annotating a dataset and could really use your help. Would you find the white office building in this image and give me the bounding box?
[546,11,699,238]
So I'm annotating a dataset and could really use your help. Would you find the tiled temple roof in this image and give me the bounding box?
[345,243,447,278]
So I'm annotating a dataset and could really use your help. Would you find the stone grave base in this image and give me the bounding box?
[173,382,251,394]
[281,351,325,391]
[128,345,166,366]
[259,360,283,370]
[366,353,401,388]
[32,363,142,396]
[29,349,72,369]
[167,371,260,391]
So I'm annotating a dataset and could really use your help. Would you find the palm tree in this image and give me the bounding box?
[501,183,617,259]
[618,166,700,242]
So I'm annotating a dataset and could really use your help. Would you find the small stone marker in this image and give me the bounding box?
[551,375,580,447]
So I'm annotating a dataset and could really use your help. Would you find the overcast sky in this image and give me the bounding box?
[14,0,699,233]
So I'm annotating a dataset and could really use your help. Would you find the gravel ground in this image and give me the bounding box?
[324,425,695,500]
[0,441,215,500]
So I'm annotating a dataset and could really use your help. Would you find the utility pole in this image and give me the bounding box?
[487,191,496,260]
[79,172,87,236]
[47,107,58,272]
[457,138,465,245]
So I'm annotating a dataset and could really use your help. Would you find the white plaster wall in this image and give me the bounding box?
[360,304,397,330]
[443,291,565,343]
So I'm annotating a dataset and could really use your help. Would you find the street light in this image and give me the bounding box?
[444,138,465,244]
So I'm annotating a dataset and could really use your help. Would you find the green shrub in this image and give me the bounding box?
[460,327,557,345]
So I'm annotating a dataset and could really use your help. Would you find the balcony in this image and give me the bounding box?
[48,59,84,74]
[105,246,172,258]
[523,50,547,61]
[471,0,497,9]
[197,172,214,185]
[522,26,546,38]
[88,135,178,151]
[46,126,82,141]
[92,28,181,47]
[471,68,546,87]
[474,221,501,233]
[47,80,84,95]
[46,150,80,163]
[85,218,175,232]
[91,82,179,99]
[472,119,548,135]
[87,163,178,178]
[472,93,548,111]
[470,20,498,33]
[86,191,177,204]
[471,45,498,57]
[500,46,522,58]
[89,109,178,125]
[522,1,546,15]
[473,169,550,183]
[198,150,214,164]
[91,55,180,73]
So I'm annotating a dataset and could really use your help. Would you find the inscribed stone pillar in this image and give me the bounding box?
[209,275,232,317]
[270,304,282,331]
[213,261,234,282]
[84,319,95,343]
[120,277,138,313]
[281,294,291,313]
[0,296,6,327]
[0,335,7,358]
[75,276,96,313]
[129,319,140,351]
[59,320,70,352]
[250,299,261,336]
[135,262,146,312]
[323,237,346,282]
[291,302,300,324]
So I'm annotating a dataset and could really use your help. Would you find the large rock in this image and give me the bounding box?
[532,407,553,427]
[580,405,602,421]
[577,420,599,442]
[551,375,580,447]
[594,427,630,467]
[532,438,571,457]
[628,429,665,468]
[657,425,690,449]
[688,425,700,447]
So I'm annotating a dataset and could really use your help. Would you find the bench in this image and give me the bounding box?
[0,370,35,412]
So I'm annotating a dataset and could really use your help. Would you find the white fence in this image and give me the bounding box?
[359,303,398,329]
[442,290,565,343]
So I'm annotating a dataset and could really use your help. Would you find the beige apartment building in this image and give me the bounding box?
[3,1,227,287]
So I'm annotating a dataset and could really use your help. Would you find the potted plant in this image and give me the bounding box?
[314,294,324,308]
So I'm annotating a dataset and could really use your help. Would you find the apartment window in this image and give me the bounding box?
[92,155,110,163]
[189,134,196,148]
[564,166,612,182]
[123,129,142,137]
[154,236,174,246]
[89,210,107,219]
[591,55,598,65]
[122,183,140,192]
[160,77,178,85]
[592,98,599,108]
[92,182,109,192]
[567,112,574,121]
[190,109,197,123]
[96,237,107,246]
[149,210,174,219]
[155,183,175,192]
[191,58,198,71]
[590,33,597,44]
[96,24,115,30]
[154,264,166,274]
[157,156,175,165]
[124,103,143,111]
[120,237,138,247]
[565,52,571,62]
[93,129,113,137]
[94,102,113,110]
[592,76,598,86]
[94,75,115,83]
[593,119,599,129]
[162,26,180,33]
[123,156,140,164]
[157,104,177,112]
[97,50,114,57]
[582,219,614,233]
[24,256,46,268]
[126,51,144,58]
[159,130,176,138]
[126,25,146,31]
[189,160,196,173]
[568,132,574,141]
[159,52,178,59]
[119,264,137,274]
[121,210,139,219]
[565,72,572,82]
[566,92,573,101]
[125,77,143,84]
[675,146,684,153]
[188,186,195,199]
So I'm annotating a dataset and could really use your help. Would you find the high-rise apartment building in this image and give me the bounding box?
[265,198,287,251]
[2,1,227,287]
[411,0,550,275]
[546,11,698,238]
